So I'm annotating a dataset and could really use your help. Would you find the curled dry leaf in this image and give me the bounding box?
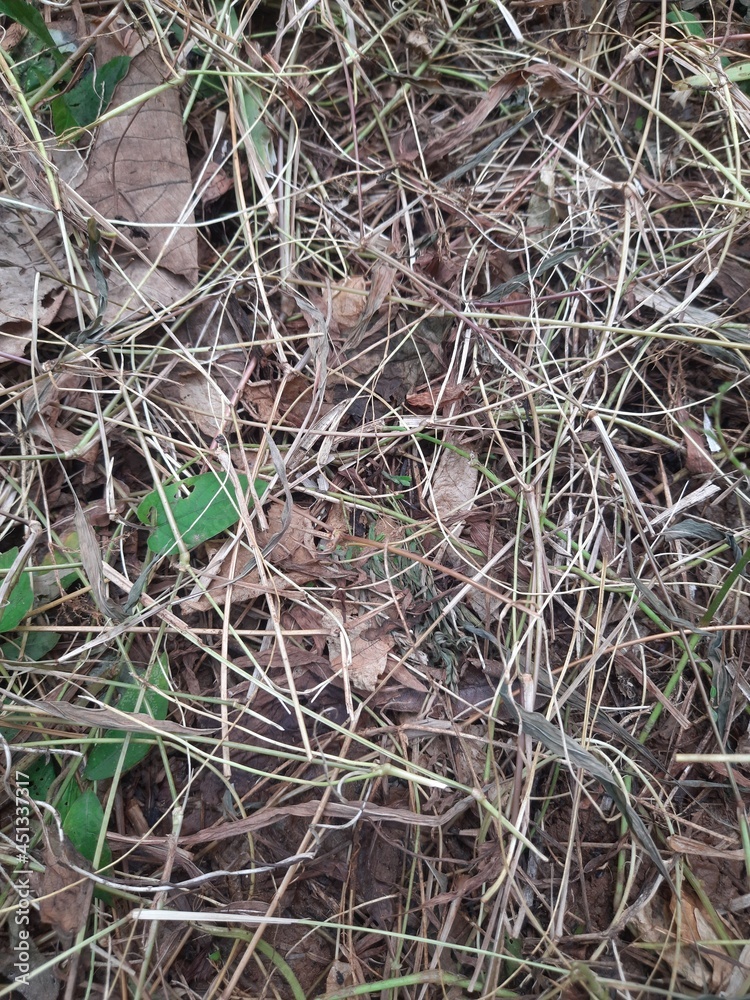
[406,30,432,57]
[629,892,735,993]
[74,501,127,621]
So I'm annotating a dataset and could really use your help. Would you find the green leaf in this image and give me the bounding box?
[1,630,59,661]
[666,9,706,38]
[83,656,170,781]
[0,548,33,633]
[56,779,82,824]
[24,757,57,800]
[137,471,267,555]
[50,92,76,137]
[61,55,130,129]
[0,0,63,62]
[63,789,111,866]
[239,81,275,172]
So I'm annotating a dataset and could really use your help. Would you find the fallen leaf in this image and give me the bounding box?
[429,446,478,533]
[0,193,69,350]
[628,891,734,992]
[34,838,93,940]
[325,961,357,1000]
[183,502,321,611]
[331,275,368,332]
[77,32,196,281]
[406,30,432,57]
[328,615,395,692]
[406,380,468,410]
[173,368,232,437]
[70,27,198,325]
[243,373,316,428]
[725,943,750,997]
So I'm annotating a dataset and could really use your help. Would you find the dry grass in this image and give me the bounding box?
[2,1,750,997]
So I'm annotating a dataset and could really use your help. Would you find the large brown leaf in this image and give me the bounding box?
[74,29,197,324]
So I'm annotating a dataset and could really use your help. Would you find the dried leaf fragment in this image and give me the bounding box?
[34,839,93,940]
[429,446,478,533]
[328,616,395,692]
[331,276,368,332]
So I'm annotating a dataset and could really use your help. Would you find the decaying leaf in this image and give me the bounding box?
[331,276,368,332]
[325,960,359,1000]
[629,892,735,993]
[74,499,127,621]
[243,372,316,428]
[72,27,197,324]
[0,192,69,357]
[183,502,320,611]
[173,368,232,437]
[34,838,93,940]
[429,446,478,533]
[328,615,395,692]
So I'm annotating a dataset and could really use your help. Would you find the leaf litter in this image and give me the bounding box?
[4,2,750,999]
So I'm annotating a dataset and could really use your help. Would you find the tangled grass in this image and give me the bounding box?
[3,1,750,997]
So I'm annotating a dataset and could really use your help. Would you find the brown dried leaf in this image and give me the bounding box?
[26,417,99,463]
[74,502,127,621]
[679,422,715,475]
[325,961,358,1000]
[0,21,27,50]
[331,276,368,332]
[405,30,432,57]
[430,446,478,532]
[328,617,394,692]
[59,29,199,326]
[0,204,68,342]
[173,369,231,437]
[406,380,467,410]
[34,840,93,940]
[629,893,734,992]
[243,373,316,428]
[77,34,197,282]
[183,502,321,611]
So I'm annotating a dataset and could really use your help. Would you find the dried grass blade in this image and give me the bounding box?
[74,500,127,622]
[500,682,674,889]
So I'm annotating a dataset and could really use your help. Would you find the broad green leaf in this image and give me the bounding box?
[666,10,706,38]
[63,789,111,866]
[24,757,56,800]
[83,656,170,780]
[50,92,76,137]
[56,779,82,824]
[60,55,130,130]
[1,630,59,661]
[0,0,63,62]
[0,548,33,633]
[137,471,267,555]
